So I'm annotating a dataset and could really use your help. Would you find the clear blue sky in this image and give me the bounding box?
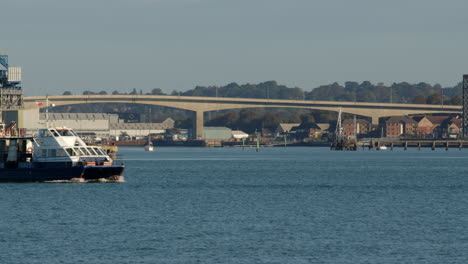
[3,0,468,96]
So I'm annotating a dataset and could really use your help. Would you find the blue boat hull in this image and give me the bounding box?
[0,165,125,182]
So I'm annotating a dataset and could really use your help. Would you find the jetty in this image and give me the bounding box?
[365,140,468,151]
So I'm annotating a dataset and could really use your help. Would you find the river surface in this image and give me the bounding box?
[1,147,468,263]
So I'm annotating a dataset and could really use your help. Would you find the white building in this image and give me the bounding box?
[5,108,174,138]
[109,118,174,139]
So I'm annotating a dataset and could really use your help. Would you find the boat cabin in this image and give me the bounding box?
[0,127,113,168]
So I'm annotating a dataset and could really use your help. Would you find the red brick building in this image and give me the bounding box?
[416,116,449,137]
[385,116,417,138]
[342,119,371,137]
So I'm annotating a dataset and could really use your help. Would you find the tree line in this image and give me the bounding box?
[64,80,463,105]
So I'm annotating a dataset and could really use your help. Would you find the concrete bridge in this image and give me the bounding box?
[23,95,461,139]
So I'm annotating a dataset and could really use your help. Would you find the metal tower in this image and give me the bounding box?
[463,74,468,138]
[0,51,23,112]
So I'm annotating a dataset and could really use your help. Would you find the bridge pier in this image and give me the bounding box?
[370,116,380,125]
[193,110,204,140]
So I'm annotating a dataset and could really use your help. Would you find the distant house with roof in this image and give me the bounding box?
[275,123,300,136]
[342,118,371,137]
[416,116,450,138]
[446,117,462,138]
[385,116,417,138]
[290,123,322,139]
[316,123,330,132]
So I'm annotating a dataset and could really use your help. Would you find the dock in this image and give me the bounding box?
[365,140,467,151]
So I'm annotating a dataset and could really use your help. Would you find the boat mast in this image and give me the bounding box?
[45,96,49,128]
[335,107,343,140]
[353,115,357,139]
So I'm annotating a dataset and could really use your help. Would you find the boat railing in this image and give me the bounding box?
[113,154,125,166]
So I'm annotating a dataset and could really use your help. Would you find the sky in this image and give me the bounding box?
[2,0,468,96]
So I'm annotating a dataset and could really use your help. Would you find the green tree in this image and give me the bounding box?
[451,95,462,105]
[412,94,426,104]
[300,114,316,124]
[427,93,443,104]
[150,88,165,95]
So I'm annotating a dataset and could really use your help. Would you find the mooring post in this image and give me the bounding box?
[446,141,449,151]
[391,143,394,151]
[460,142,463,151]
[404,141,408,151]
[432,141,436,151]
[418,142,421,151]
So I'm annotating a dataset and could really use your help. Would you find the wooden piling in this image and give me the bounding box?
[446,141,449,151]
[432,141,436,151]
[404,141,408,151]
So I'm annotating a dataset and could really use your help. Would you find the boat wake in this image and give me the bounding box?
[45,176,125,183]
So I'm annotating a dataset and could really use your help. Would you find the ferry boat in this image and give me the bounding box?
[0,127,125,182]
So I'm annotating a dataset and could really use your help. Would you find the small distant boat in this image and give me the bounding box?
[144,140,154,152]
[379,145,387,150]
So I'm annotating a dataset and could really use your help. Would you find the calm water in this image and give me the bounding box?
[1,147,468,263]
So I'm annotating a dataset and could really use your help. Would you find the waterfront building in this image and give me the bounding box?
[275,123,300,136]
[109,118,174,139]
[384,116,417,138]
[42,113,119,137]
[342,118,371,138]
[203,127,233,140]
[447,117,462,137]
[415,116,450,138]
[290,123,322,140]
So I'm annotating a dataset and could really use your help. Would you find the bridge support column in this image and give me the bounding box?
[370,116,380,125]
[193,110,204,140]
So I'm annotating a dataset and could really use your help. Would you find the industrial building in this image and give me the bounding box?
[3,108,174,139]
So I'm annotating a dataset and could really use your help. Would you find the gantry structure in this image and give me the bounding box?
[0,51,23,115]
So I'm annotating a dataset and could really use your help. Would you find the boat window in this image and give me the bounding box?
[56,149,68,157]
[66,148,75,156]
[98,148,107,155]
[80,147,91,156]
[57,130,74,136]
[37,149,47,158]
[75,147,85,156]
[48,149,57,157]
[39,130,52,138]
[50,129,60,137]
[87,147,98,155]
[34,138,42,146]
[93,147,102,155]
